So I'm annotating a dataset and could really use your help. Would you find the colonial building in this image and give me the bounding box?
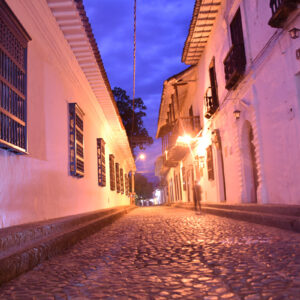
[0,0,135,228]
[155,66,201,204]
[156,0,300,205]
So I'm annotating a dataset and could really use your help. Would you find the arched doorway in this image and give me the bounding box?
[241,121,258,203]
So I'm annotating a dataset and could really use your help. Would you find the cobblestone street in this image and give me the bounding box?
[1,207,300,299]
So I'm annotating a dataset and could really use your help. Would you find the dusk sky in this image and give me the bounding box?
[84,0,195,182]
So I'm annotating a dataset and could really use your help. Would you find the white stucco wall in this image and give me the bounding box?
[0,1,133,228]
[190,0,300,205]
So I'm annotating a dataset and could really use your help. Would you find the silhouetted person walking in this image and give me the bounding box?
[193,182,202,213]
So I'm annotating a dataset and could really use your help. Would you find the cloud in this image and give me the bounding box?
[84,0,195,180]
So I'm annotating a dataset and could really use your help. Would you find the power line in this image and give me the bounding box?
[131,0,137,141]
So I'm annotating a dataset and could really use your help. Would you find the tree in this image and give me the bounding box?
[135,173,154,200]
[113,87,153,153]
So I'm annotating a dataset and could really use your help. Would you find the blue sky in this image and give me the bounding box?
[84,0,195,182]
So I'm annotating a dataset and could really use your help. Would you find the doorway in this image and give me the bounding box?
[241,121,258,203]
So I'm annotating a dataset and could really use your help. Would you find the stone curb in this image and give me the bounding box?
[0,206,136,285]
[170,202,300,233]
[201,207,300,233]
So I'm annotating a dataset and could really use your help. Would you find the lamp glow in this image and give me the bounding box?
[177,134,192,145]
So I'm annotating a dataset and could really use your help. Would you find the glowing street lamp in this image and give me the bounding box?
[136,153,146,162]
[177,134,192,145]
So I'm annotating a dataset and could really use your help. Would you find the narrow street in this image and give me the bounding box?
[1,207,300,299]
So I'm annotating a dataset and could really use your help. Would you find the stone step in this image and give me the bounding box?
[0,206,123,259]
[0,205,135,285]
[201,206,300,233]
[202,203,300,217]
[170,202,300,233]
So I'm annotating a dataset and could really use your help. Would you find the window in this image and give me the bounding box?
[69,103,84,177]
[129,171,133,193]
[206,145,214,180]
[97,138,106,186]
[125,173,129,195]
[0,1,31,153]
[223,8,246,90]
[116,162,120,193]
[205,58,219,119]
[120,168,124,194]
[209,58,219,109]
[109,154,115,191]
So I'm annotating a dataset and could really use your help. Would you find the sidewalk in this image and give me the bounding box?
[0,205,136,285]
[171,201,300,233]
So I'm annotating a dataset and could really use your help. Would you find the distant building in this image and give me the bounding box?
[155,66,200,204]
[0,0,135,228]
[156,0,300,205]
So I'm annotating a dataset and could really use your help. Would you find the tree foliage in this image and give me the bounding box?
[135,173,154,200]
[113,87,153,153]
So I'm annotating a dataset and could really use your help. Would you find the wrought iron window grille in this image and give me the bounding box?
[0,1,31,153]
[109,154,116,191]
[116,162,120,193]
[97,138,106,186]
[120,168,124,194]
[69,103,84,177]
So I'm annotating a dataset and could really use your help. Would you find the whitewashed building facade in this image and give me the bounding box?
[156,0,300,205]
[0,0,135,228]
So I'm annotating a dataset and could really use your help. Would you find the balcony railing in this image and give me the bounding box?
[161,116,201,152]
[268,0,299,28]
[223,43,246,90]
[204,87,219,119]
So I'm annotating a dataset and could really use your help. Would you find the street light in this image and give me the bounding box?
[177,134,192,145]
[136,153,146,162]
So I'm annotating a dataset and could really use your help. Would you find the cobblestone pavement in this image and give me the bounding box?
[1,207,300,299]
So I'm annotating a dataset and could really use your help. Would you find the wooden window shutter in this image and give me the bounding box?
[206,145,214,180]
[97,138,106,186]
[109,154,115,191]
[116,162,120,193]
[69,103,84,177]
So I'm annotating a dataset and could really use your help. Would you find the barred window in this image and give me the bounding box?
[0,1,31,153]
[206,145,214,180]
[109,154,115,191]
[69,103,84,177]
[129,171,133,193]
[120,168,124,194]
[125,173,129,195]
[97,138,106,186]
[116,162,120,193]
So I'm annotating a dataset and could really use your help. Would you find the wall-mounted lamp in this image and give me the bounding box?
[289,28,300,39]
[233,109,241,120]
